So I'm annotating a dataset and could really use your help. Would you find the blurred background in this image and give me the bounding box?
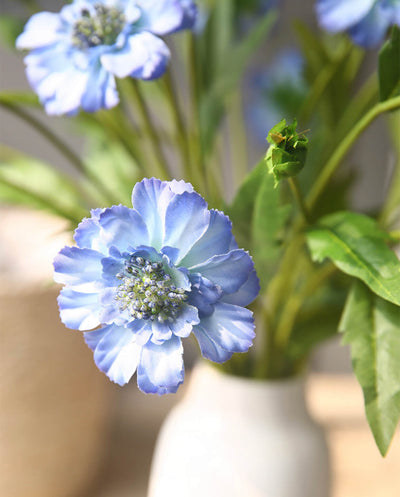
[0,1,399,496]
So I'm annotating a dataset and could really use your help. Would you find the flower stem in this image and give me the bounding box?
[307,95,400,210]
[162,69,193,179]
[130,80,172,179]
[288,177,311,224]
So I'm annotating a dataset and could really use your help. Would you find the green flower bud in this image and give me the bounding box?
[265,119,308,187]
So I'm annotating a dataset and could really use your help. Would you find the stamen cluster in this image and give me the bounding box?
[72,4,126,49]
[115,256,188,323]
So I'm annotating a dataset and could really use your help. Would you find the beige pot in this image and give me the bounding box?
[0,208,113,497]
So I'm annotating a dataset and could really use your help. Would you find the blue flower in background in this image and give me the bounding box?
[53,178,259,394]
[247,49,308,147]
[316,0,400,48]
[16,0,197,115]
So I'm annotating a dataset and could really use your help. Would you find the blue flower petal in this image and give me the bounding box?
[194,302,255,357]
[189,249,255,295]
[193,325,233,363]
[151,304,199,344]
[74,209,106,252]
[188,273,222,317]
[139,0,196,35]
[58,288,101,331]
[180,209,235,268]
[53,246,103,292]
[316,0,375,32]
[137,335,184,394]
[97,204,149,252]
[16,12,64,49]
[130,178,176,249]
[221,268,260,307]
[85,324,142,386]
[81,67,119,112]
[349,2,394,47]
[101,32,170,80]
[163,191,210,264]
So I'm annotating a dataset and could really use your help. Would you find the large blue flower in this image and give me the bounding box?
[316,0,400,48]
[53,178,259,394]
[16,0,197,115]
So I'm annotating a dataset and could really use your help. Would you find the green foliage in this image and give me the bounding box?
[0,146,88,224]
[227,160,289,289]
[307,211,400,306]
[265,119,308,186]
[379,26,400,102]
[0,15,25,50]
[340,281,400,456]
[197,5,277,155]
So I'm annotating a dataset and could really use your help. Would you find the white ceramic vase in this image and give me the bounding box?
[148,362,331,497]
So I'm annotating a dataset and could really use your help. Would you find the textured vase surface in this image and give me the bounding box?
[148,362,331,497]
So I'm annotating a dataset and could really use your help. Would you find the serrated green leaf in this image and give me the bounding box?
[340,281,400,456]
[379,26,400,102]
[306,211,400,306]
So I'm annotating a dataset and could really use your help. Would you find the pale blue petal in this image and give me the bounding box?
[189,249,254,295]
[74,208,107,253]
[349,3,394,47]
[137,335,184,394]
[130,178,177,249]
[127,319,153,345]
[193,325,233,363]
[58,288,101,331]
[180,209,235,268]
[97,204,149,252]
[188,273,222,317]
[163,191,210,264]
[138,0,188,35]
[85,323,142,386]
[53,246,104,292]
[101,32,170,80]
[16,12,65,49]
[151,304,199,343]
[81,67,119,112]
[195,302,255,355]
[316,0,375,32]
[221,269,260,307]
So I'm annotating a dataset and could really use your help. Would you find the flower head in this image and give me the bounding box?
[16,0,197,115]
[53,178,259,394]
[316,0,400,48]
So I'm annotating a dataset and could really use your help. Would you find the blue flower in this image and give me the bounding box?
[53,178,259,394]
[316,0,400,48]
[16,0,197,115]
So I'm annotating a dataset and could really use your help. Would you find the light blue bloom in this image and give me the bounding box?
[316,0,400,48]
[16,0,197,115]
[53,178,259,394]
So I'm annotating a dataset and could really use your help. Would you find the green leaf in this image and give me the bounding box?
[340,281,400,456]
[379,26,400,102]
[0,146,88,223]
[0,15,25,50]
[226,160,267,248]
[252,168,289,289]
[0,91,40,107]
[306,211,400,306]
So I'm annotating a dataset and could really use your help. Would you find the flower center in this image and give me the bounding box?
[115,256,188,323]
[72,4,126,49]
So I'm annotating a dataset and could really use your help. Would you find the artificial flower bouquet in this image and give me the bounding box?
[0,0,399,458]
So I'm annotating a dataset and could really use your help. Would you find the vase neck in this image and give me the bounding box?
[183,363,309,421]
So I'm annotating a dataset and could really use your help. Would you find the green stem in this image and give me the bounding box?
[288,177,311,224]
[163,69,192,179]
[307,95,400,210]
[0,102,118,204]
[130,80,171,179]
[274,262,337,350]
